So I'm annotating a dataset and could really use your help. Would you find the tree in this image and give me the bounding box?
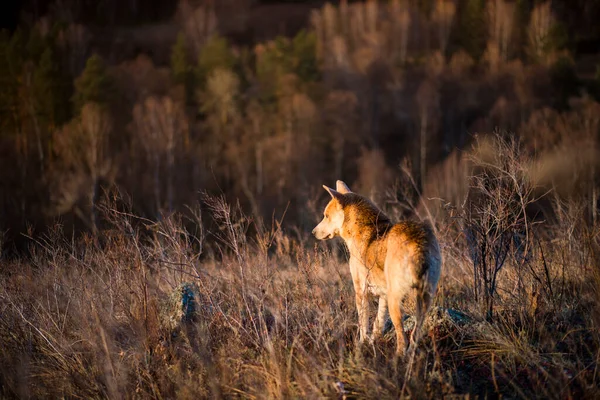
[484,0,515,72]
[456,0,487,61]
[171,32,194,104]
[51,103,112,234]
[290,30,319,83]
[178,1,218,58]
[73,54,113,112]
[201,67,240,129]
[549,56,580,110]
[390,0,411,65]
[527,1,567,65]
[0,30,24,137]
[432,0,457,55]
[196,35,235,90]
[34,47,70,129]
[416,79,440,189]
[171,32,190,86]
[324,90,359,179]
[255,32,319,104]
[133,97,188,215]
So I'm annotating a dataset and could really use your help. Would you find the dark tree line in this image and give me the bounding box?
[1,0,600,254]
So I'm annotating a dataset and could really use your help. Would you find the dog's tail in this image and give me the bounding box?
[408,221,442,353]
[413,220,441,282]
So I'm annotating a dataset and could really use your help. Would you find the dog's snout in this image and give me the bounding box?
[311,229,316,236]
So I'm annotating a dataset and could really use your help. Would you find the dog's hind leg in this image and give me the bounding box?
[407,289,432,355]
[388,291,409,356]
[371,296,388,341]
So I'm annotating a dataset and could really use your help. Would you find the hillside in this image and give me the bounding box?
[1,0,600,398]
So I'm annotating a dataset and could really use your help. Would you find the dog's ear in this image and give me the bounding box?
[336,180,352,194]
[323,185,343,200]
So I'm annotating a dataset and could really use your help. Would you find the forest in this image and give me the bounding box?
[1,0,600,398]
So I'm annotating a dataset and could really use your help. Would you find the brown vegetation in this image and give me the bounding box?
[1,139,600,397]
[1,0,600,397]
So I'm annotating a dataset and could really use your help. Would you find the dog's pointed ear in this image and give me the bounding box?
[323,185,342,200]
[336,180,352,194]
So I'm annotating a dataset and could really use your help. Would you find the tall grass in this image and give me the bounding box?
[1,136,600,399]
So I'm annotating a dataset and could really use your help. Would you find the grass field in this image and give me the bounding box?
[1,136,599,399]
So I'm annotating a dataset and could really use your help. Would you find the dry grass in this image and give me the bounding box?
[1,138,600,399]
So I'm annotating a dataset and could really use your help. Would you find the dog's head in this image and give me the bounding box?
[312,180,352,240]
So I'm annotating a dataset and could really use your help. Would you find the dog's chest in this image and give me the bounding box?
[347,238,388,295]
[349,257,387,295]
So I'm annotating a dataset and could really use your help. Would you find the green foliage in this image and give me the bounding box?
[201,67,240,129]
[171,32,194,105]
[255,30,320,103]
[290,30,320,84]
[171,32,190,86]
[0,28,71,136]
[196,36,235,89]
[73,54,114,113]
[255,39,289,102]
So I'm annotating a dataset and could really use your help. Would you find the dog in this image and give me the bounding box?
[312,180,441,356]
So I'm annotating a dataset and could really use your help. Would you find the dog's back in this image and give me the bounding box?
[387,220,441,290]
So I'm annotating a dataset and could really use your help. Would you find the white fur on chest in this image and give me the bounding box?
[348,253,387,296]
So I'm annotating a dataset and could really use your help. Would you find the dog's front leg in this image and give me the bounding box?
[355,291,370,343]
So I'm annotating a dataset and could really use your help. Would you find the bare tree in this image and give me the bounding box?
[80,104,112,233]
[177,0,218,57]
[390,0,411,64]
[485,0,515,72]
[324,90,359,179]
[528,1,555,64]
[57,23,91,77]
[198,67,240,174]
[416,79,440,189]
[277,83,317,200]
[51,103,112,234]
[432,0,456,54]
[463,135,537,320]
[21,64,45,173]
[133,96,188,215]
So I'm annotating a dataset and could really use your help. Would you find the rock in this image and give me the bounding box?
[159,282,205,333]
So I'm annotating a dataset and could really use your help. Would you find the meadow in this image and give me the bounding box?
[2,134,599,398]
[1,0,600,397]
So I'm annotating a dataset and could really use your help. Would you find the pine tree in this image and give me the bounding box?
[33,47,71,128]
[291,30,319,83]
[73,54,113,113]
[171,32,194,105]
[171,32,189,85]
